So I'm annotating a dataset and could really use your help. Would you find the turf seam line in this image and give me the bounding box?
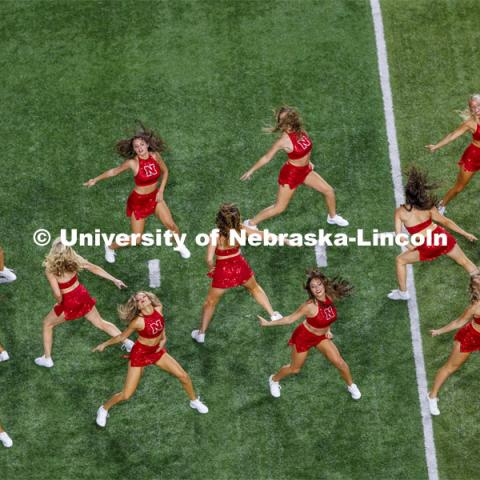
[370,1,439,479]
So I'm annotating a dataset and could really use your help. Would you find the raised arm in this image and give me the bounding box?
[83,159,134,187]
[425,121,473,152]
[258,302,310,327]
[430,304,477,336]
[92,319,140,352]
[45,270,62,303]
[240,135,289,181]
[82,261,127,289]
[431,208,477,241]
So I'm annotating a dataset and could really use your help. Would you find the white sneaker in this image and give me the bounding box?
[0,351,10,362]
[104,244,116,263]
[191,330,205,344]
[0,431,13,448]
[121,339,134,353]
[270,312,283,321]
[34,355,54,368]
[96,406,109,427]
[243,219,258,230]
[176,244,191,259]
[268,375,281,398]
[437,202,446,216]
[428,395,440,416]
[0,267,16,284]
[327,214,349,227]
[347,383,361,400]
[190,398,209,414]
[387,289,410,301]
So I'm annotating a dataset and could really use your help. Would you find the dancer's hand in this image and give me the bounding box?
[92,342,106,352]
[257,315,270,327]
[156,190,164,202]
[240,170,253,181]
[326,331,333,339]
[83,178,97,187]
[425,144,437,153]
[430,329,441,337]
[113,278,127,289]
[465,232,478,242]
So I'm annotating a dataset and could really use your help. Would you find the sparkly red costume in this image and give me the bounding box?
[458,124,480,172]
[454,318,480,353]
[278,131,313,189]
[53,274,96,321]
[208,246,254,289]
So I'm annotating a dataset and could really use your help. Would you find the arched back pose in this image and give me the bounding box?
[240,106,348,228]
[388,167,478,301]
[84,124,190,262]
[0,342,9,362]
[0,246,16,284]
[35,239,134,368]
[426,94,480,212]
[258,269,360,400]
[93,291,208,427]
[428,275,480,415]
[0,423,12,448]
[191,203,283,344]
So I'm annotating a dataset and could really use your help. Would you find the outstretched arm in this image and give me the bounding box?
[92,320,139,352]
[431,304,476,336]
[83,159,133,187]
[82,261,127,289]
[425,121,472,152]
[258,303,309,327]
[431,208,477,241]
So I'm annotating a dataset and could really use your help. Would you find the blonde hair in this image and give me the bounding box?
[43,238,86,276]
[458,94,480,120]
[118,291,162,323]
[469,274,480,304]
[263,106,304,135]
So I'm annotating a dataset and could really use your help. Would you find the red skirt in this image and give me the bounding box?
[278,162,313,190]
[129,341,167,367]
[126,189,158,220]
[53,284,96,321]
[288,323,328,353]
[208,254,254,289]
[454,323,480,353]
[415,226,456,261]
[458,143,480,172]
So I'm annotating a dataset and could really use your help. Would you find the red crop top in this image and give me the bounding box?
[134,155,161,187]
[404,218,432,235]
[306,298,337,329]
[58,274,78,289]
[215,246,240,257]
[138,310,164,339]
[472,124,480,141]
[287,131,312,160]
[474,316,480,326]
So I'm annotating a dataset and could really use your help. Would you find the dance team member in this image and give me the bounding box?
[35,239,133,368]
[0,246,16,284]
[388,167,478,301]
[0,424,12,448]
[428,275,480,415]
[191,203,282,344]
[426,94,480,212]
[258,269,360,400]
[0,342,9,362]
[93,291,208,427]
[240,106,348,228]
[83,124,190,262]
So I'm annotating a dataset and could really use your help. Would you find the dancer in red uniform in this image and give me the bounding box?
[34,239,134,368]
[258,269,360,400]
[426,94,480,212]
[428,275,480,415]
[83,124,190,262]
[191,203,283,344]
[0,423,12,448]
[387,167,478,300]
[93,291,208,427]
[240,106,348,228]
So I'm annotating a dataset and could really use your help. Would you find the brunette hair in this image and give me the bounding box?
[404,166,438,210]
[117,291,162,324]
[469,274,480,304]
[43,238,86,276]
[215,203,242,238]
[264,106,304,136]
[458,94,480,120]
[304,268,353,302]
[116,122,166,158]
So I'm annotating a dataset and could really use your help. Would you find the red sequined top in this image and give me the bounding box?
[472,124,480,141]
[306,297,337,329]
[287,131,312,160]
[58,274,78,289]
[138,310,165,339]
[134,155,161,187]
[404,218,432,235]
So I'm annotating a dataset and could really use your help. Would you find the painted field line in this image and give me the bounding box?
[314,242,328,267]
[148,259,161,288]
[370,1,439,480]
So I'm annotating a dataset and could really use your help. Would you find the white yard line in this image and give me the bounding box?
[314,242,328,267]
[370,1,439,479]
[148,259,161,288]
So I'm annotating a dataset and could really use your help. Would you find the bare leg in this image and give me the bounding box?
[84,307,122,337]
[103,364,143,411]
[250,185,296,226]
[42,309,66,358]
[155,200,180,235]
[0,344,4,353]
[243,276,275,316]
[442,168,475,206]
[430,341,470,398]
[446,244,479,275]
[272,347,309,383]
[316,340,353,385]
[303,170,336,217]
[199,287,227,333]
[156,353,196,400]
[110,216,146,250]
[395,249,420,291]
[0,247,4,270]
